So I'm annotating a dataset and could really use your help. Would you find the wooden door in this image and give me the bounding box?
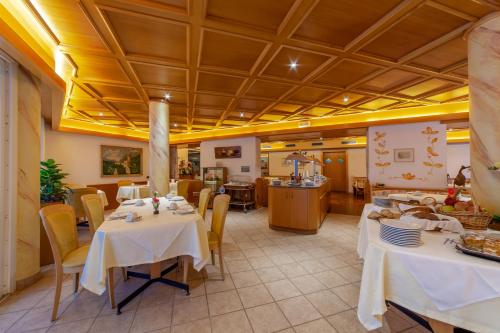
[269,188,290,227]
[290,190,308,230]
[323,152,347,192]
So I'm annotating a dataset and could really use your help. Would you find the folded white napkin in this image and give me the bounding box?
[108,212,128,220]
[122,199,137,205]
[125,211,141,223]
[175,204,195,215]
[400,214,464,233]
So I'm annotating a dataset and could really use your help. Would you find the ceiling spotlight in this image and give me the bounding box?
[239,112,244,118]
[98,112,104,116]
[320,137,323,141]
[173,123,178,127]
[289,61,298,70]
[343,95,349,103]
[165,93,171,100]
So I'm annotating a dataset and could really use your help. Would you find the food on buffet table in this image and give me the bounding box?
[412,212,440,221]
[368,209,401,221]
[461,232,486,250]
[483,235,500,256]
[461,232,500,257]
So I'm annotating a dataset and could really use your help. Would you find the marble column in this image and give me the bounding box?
[468,13,500,216]
[149,101,170,195]
[16,67,41,288]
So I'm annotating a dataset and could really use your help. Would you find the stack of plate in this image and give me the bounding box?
[380,219,422,247]
[373,196,392,208]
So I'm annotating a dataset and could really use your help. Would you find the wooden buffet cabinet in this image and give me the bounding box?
[268,181,330,234]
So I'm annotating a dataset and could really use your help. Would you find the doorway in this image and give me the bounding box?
[323,151,347,192]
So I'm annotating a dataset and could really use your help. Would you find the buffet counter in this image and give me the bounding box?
[268,180,330,234]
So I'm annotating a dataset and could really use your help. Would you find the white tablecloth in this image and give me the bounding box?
[97,190,108,208]
[357,204,500,333]
[80,197,210,295]
[116,185,151,202]
[387,193,447,204]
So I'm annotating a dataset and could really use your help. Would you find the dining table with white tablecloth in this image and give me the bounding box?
[115,184,151,202]
[80,197,210,296]
[357,204,500,333]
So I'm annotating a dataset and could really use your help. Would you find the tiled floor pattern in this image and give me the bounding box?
[0,209,431,333]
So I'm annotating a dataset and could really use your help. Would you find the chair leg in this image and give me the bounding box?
[211,250,215,265]
[72,272,79,293]
[52,269,63,321]
[121,267,127,281]
[218,244,224,280]
[107,268,116,309]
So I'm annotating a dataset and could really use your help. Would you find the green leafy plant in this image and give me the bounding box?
[40,159,68,203]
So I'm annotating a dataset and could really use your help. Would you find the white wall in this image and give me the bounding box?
[200,137,261,182]
[44,127,149,185]
[368,121,447,189]
[447,143,470,179]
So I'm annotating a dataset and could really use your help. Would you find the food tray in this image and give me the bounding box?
[455,243,500,263]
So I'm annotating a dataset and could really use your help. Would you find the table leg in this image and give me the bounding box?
[426,318,454,333]
[182,256,189,283]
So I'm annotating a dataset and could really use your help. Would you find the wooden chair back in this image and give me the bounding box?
[177,180,190,199]
[39,204,79,267]
[198,188,211,219]
[210,194,230,243]
[81,194,105,236]
[66,187,98,219]
[117,180,133,187]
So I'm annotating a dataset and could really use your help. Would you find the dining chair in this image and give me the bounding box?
[117,180,133,187]
[207,194,230,279]
[81,194,128,281]
[39,204,116,321]
[198,188,211,220]
[177,180,189,199]
[65,187,98,225]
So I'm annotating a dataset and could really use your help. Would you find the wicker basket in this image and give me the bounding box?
[437,209,492,230]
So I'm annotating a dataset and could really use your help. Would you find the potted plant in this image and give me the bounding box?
[40,159,68,204]
[40,159,68,266]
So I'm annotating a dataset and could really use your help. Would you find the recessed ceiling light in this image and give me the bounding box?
[289,61,298,70]
[165,93,171,100]
[343,95,349,103]
[98,112,104,116]
[320,137,323,140]
[240,112,244,118]
[173,123,178,127]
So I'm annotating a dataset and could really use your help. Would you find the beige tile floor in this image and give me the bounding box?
[0,209,431,333]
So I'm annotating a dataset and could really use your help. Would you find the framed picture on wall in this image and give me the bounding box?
[214,146,241,159]
[101,145,143,177]
[394,148,414,162]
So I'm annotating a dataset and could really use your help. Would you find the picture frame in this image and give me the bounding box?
[101,145,143,177]
[214,146,241,159]
[393,148,414,162]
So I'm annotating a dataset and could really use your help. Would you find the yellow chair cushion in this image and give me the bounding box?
[207,231,219,247]
[62,245,89,268]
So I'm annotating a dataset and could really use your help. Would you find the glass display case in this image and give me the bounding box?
[202,167,227,192]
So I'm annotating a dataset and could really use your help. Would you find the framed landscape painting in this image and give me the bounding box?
[101,145,143,177]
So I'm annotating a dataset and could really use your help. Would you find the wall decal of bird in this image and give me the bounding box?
[454,165,470,187]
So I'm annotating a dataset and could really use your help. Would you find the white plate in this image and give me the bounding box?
[380,219,421,230]
[170,196,184,201]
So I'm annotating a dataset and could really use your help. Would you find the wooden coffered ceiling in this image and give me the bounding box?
[28,0,498,135]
